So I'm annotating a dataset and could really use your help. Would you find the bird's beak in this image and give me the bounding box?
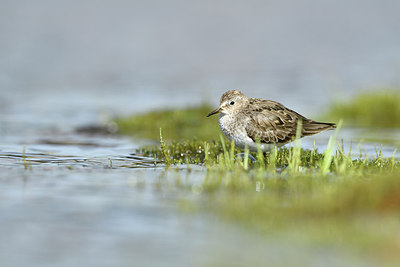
[206,107,222,117]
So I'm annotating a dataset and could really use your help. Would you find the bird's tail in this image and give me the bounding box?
[302,120,336,136]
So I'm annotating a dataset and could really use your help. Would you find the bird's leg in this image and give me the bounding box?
[235,153,256,162]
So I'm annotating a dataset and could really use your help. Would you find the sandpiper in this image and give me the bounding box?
[207,90,336,152]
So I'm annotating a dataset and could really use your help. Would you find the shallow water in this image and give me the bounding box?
[0,123,397,267]
[0,166,379,267]
[1,1,400,266]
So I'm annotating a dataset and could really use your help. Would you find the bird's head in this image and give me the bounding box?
[206,90,248,117]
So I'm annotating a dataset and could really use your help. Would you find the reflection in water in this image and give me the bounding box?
[0,137,156,169]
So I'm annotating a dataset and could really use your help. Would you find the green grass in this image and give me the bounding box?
[325,90,400,128]
[114,90,400,264]
[137,136,398,174]
[155,137,399,263]
[139,129,400,263]
[115,104,220,141]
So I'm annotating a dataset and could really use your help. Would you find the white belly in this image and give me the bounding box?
[218,113,279,152]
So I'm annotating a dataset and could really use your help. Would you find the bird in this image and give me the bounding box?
[206,90,336,152]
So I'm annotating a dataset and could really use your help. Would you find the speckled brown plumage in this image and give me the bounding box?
[243,97,335,144]
[207,90,336,151]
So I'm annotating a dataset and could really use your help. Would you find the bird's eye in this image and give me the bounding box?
[230,101,235,105]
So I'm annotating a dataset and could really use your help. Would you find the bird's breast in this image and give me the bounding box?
[218,113,235,139]
[218,113,252,147]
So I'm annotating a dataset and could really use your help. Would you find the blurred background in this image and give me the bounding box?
[1,0,400,133]
[1,1,400,266]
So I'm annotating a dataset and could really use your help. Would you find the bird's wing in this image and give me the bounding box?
[244,99,305,144]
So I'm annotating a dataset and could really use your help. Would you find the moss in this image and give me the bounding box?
[325,90,400,128]
[115,104,221,140]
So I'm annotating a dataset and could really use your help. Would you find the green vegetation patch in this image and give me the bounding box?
[115,92,400,262]
[325,90,400,128]
[145,137,399,263]
[140,132,400,263]
[139,138,398,173]
[139,139,324,167]
[115,104,220,140]
[153,138,399,262]
[193,169,400,263]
